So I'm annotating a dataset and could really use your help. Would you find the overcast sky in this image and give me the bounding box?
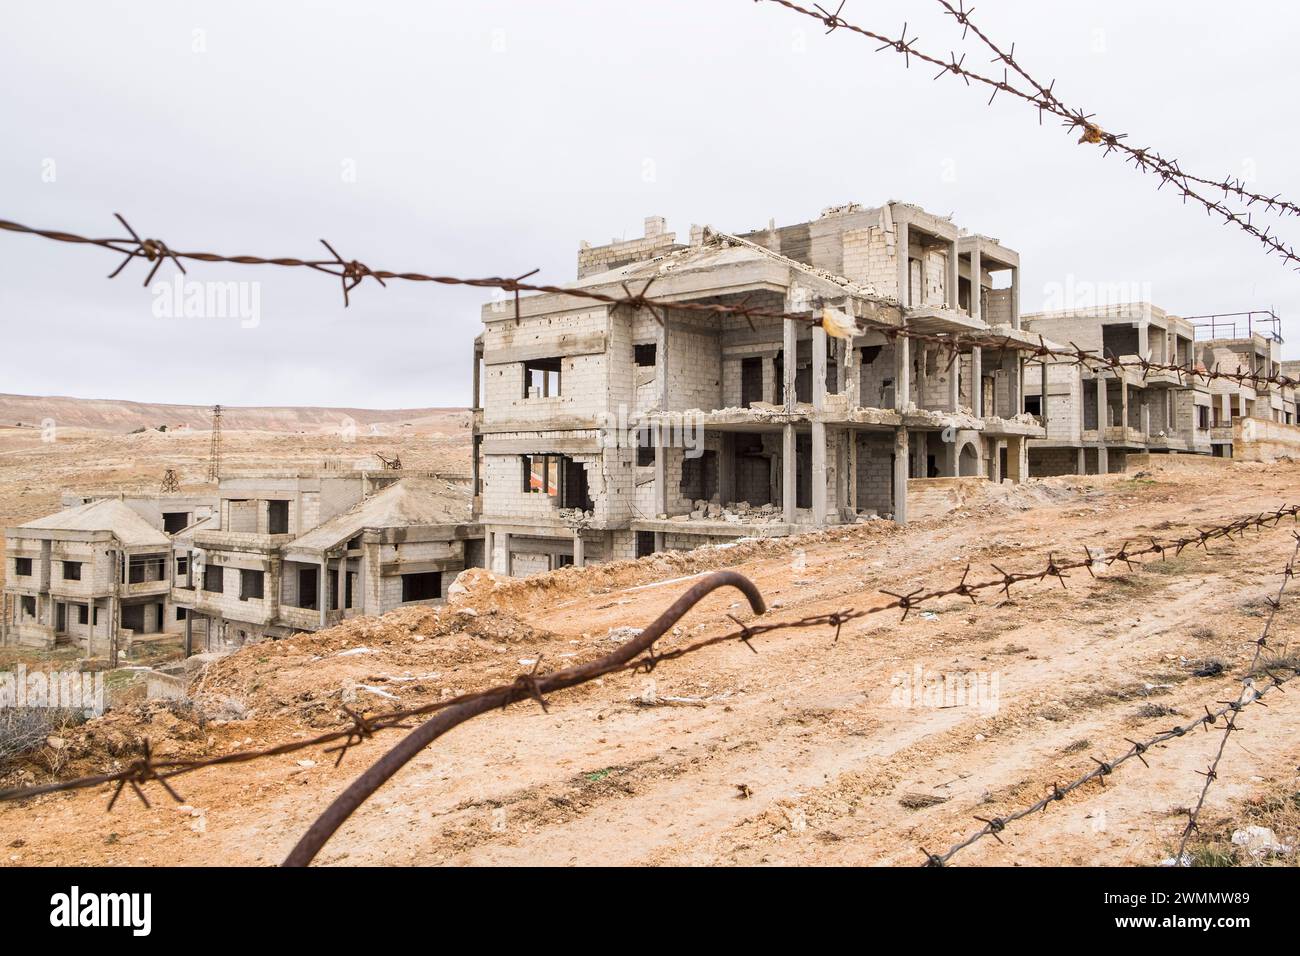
[2,0,1297,409]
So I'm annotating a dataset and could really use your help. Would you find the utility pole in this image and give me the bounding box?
[207,404,223,483]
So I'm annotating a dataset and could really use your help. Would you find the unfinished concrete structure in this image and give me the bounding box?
[1023,305,1296,472]
[1022,304,1214,474]
[1,499,178,661]
[1188,311,1296,456]
[173,472,479,652]
[472,203,1048,575]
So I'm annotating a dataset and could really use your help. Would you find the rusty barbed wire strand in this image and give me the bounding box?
[756,1,1300,271]
[920,533,1300,867]
[931,0,1300,218]
[2,502,1294,858]
[1,214,1296,394]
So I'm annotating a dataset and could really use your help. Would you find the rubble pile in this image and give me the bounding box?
[671,498,786,525]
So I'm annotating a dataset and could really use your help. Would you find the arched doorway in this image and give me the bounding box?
[958,442,981,477]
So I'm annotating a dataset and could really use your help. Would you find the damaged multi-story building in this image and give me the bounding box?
[1021,303,1212,474]
[173,471,479,652]
[1022,305,1296,473]
[2,470,478,659]
[471,203,1049,575]
[1188,310,1296,455]
[1,497,199,661]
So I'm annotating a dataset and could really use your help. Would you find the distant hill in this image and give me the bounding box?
[0,394,467,434]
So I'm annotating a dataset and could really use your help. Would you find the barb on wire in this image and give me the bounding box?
[923,535,1300,867]
[755,1,1300,271]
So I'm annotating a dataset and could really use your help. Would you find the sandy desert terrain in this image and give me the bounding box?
[1,440,1297,867]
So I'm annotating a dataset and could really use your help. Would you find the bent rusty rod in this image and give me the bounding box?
[282,570,766,866]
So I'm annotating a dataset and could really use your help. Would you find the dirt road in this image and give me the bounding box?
[2,456,1298,866]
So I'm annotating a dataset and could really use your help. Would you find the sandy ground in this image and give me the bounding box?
[2,453,1298,867]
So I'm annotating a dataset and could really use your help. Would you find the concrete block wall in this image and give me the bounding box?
[985,288,1012,326]
[48,541,114,597]
[665,316,722,412]
[923,248,949,307]
[481,308,612,426]
[577,225,679,278]
[857,227,899,299]
[1029,447,1081,477]
[855,432,895,514]
[918,346,959,409]
[377,539,463,607]
[662,532,743,551]
[859,344,896,408]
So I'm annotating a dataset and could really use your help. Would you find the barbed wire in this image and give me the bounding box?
[1172,535,1300,862]
[921,534,1300,867]
[0,505,1294,861]
[930,1,1300,218]
[757,1,1300,272]
[1,215,1295,394]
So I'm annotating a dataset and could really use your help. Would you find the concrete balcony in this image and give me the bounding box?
[123,579,171,598]
[194,531,294,554]
[276,605,322,631]
[1103,426,1147,446]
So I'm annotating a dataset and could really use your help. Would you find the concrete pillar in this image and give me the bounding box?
[897,221,911,308]
[948,347,960,411]
[782,423,797,523]
[1141,403,1150,438]
[783,318,798,409]
[184,551,194,657]
[991,442,1003,483]
[1003,352,1022,417]
[812,325,827,410]
[653,425,667,518]
[497,531,511,576]
[915,430,929,478]
[1077,446,1087,475]
[847,431,858,514]
[318,557,328,628]
[970,244,982,322]
[971,347,983,417]
[919,346,932,410]
[573,532,585,568]
[1010,266,1020,330]
[337,558,347,615]
[947,240,959,310]
[1096,375,1110,474]
[844,339,860,408]
[1006,436,1027,483]
[894,335,911,412]
[892,427,909,525]
[811,421,827,525]
[1040,360,1049,425]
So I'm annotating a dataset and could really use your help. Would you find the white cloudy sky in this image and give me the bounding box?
[2,0,1297,409]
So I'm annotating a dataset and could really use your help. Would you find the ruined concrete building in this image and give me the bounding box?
[2,472,478,659]
[471,203,1048,575]
[1022,306,1297,474]
[174,472,479,652]
[1,498,188,660]
[1190,311,1296,454]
